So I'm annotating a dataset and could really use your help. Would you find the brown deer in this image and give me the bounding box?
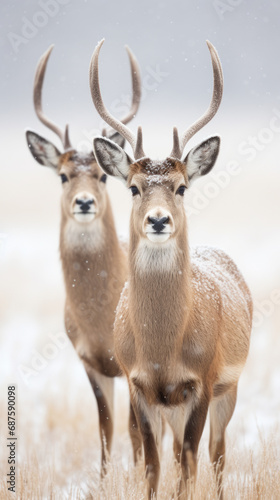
[89,39,253,498]
[26,44,143,474]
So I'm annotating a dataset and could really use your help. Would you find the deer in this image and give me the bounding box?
[89,39,253,499]
[25,43,144,475]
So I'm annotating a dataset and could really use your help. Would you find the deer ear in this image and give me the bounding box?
[108,131,125,150]
[183,136,220,183]
[26,131,62,169]
[93,137,133,183]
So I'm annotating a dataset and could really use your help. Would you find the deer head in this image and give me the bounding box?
[90,40,222,245]
[26,44,141,225]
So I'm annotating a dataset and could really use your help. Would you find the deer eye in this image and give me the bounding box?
[176,185,187,196]
[130,186,140,197]
[100,174,107,183]
[60,174,68,184]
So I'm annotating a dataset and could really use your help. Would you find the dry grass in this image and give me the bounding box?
[0,389,279,500]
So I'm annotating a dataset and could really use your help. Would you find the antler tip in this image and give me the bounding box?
[170,127,181,159]
[135,125,145,160]
[45,44,55,58]
[64,124,72,150]
[206,40,219,57]
[97,38,105,49]
[90,39,105,68]
[125,45,138,67]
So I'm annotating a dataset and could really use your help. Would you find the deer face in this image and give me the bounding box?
[58,152,108,224]
[93,136,220,244]
[26,131,125,225]
[127,158,188,244]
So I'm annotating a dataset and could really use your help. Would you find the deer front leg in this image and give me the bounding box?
[85,366,114,477]
[130,394,161,499]
[209,384,237,499]
[179,393,209,498]
[129,402,143,464]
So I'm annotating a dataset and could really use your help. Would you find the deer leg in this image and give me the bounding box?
[160,416,166,457]
[131,395,161,499]
[85,367,114,477]
[180,394,209,498]
[209,384,237,499]
[129,402,143,464]
[163,406,186,464]
[173,438,181,464]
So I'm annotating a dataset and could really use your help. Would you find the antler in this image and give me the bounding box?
[33,45,72,150]
[170,40,223,159]
[89,39,145,159]
[101,44,142,137]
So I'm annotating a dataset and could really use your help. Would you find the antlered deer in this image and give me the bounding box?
[89,39,252,498]
[26,44,143,474]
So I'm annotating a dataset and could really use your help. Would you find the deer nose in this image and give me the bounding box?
[148,216,169,233]
[75,198,94,213]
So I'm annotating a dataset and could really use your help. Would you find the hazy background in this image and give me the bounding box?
[1,0,280,490]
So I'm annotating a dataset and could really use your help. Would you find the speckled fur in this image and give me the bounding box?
[112,157,252,499]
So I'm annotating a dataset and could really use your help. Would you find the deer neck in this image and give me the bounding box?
[60,195,124,302]
[129,222,192,366]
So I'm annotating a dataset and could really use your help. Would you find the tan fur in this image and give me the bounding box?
[27,41,144,478]
[57,151,129,472]
[113,157,253,499]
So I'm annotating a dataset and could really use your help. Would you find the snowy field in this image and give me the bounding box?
[1,117,280,498]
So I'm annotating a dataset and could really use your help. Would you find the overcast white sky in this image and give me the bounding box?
[1,0,280,132]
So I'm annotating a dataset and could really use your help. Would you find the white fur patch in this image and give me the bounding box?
[135,392,163,449]
[185,137,219,181]
[185,154,200,181]
[162,403,192,443]
[135,238,178,273]
[42,143,60,167]
[146,232,171,243]
[30,134,60,168]
[73,212,96,223]
[63,218,104,251]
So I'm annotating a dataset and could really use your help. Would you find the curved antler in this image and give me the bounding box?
[89,39,145,159]
[33,45,72,150]
[170,40,223,159]
[101,44,142,137]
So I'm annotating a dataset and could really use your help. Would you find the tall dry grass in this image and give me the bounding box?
[0,389,279,500]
